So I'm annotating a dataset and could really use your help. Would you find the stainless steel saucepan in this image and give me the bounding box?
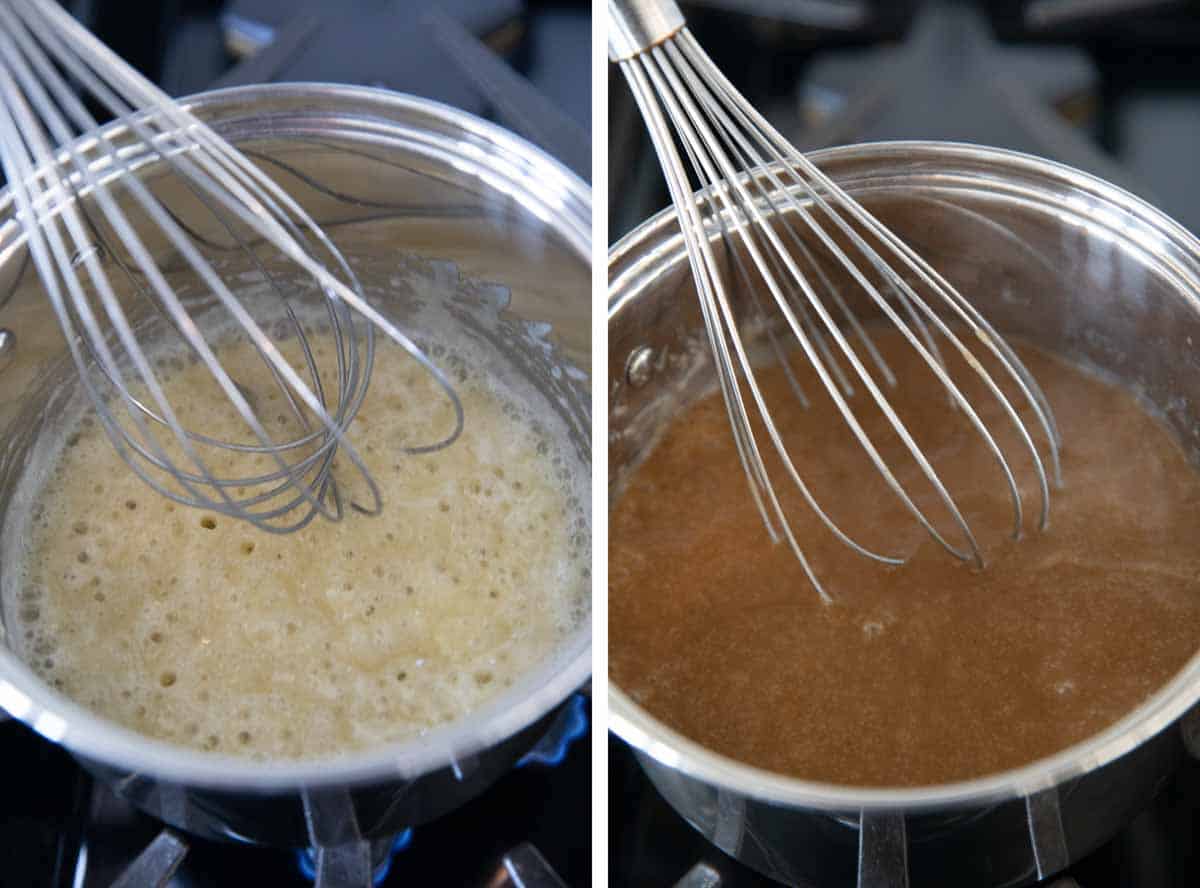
[0,83,591,861]
[609,140,1200,888]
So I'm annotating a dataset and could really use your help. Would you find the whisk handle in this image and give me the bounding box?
[608,0,685,62]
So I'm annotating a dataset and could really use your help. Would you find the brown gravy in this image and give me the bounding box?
[609,331,1200,786]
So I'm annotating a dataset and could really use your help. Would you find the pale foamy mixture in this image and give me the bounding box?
[12,332,588,760]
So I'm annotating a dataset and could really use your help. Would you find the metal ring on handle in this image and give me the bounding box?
[608,0,686,61]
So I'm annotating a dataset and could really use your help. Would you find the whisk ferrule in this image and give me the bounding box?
[608,0,685,61]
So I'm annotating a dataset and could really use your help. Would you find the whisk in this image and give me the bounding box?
[0,0,462,533]
[610,0,1062,600]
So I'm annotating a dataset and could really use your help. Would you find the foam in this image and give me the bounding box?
[11,327,588,761]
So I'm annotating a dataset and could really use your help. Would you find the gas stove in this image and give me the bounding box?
[0,694,589,888]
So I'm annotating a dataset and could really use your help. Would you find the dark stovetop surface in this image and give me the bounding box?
[0,695,590,888]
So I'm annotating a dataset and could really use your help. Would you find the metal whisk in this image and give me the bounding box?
[0,0,462,533]
[610,0,1061,600]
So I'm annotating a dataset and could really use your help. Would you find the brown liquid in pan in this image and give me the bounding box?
[609,331,1200,787]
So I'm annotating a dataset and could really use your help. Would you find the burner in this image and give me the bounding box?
[520,693,590,769]
[295,830,414,886]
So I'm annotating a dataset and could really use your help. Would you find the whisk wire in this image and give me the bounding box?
[0,5,331,458]
[0,55,229,520]
[2,0,363,525]
[614,6,1064,593]
[683,28,1063,491]
[649,40,994,566]
[0,5,354,529]
[638,49,918,597]
[667,38,1027,558]
[657,53,911,569]
[45,0,466,457]
[620,52,840,596]
[0,0,467,531]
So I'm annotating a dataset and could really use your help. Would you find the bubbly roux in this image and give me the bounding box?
[13,334,588,760]
[610,332,1200,786]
